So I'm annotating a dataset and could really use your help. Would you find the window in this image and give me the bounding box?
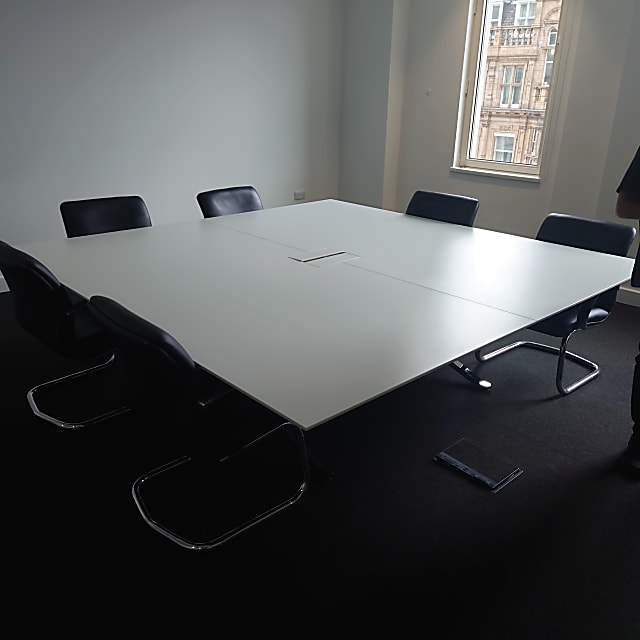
[489,1,503,26]
[515,1,537,26]
[494,134,514,162]
[455,0,564,178]
[542,27,557,85]
[542,48,554,85]
[500,65,524,107]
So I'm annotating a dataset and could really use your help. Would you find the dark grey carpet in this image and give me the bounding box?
[3,291,639,638]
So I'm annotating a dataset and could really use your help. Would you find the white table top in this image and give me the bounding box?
[18,199,634,430]
[213,199,634,320]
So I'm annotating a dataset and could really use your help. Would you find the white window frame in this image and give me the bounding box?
[453,0,568,181]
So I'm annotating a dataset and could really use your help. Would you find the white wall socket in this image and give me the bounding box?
[293,191,306,200]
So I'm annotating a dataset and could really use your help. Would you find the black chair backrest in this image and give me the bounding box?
[88,295,199,417]
[536,213,636,255]
[196,186,263,218]
[537,213,636,312]
[406,190,480,227]
[0,240,75,348]
[60,195,151,238]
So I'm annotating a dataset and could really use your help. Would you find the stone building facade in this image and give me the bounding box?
[470,0,563,166]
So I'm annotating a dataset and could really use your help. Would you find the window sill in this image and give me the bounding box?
[450,165,541,184]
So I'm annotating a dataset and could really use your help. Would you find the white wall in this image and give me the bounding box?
[0,0,343,246]
[596,0,640,304]
[338,0,394,207]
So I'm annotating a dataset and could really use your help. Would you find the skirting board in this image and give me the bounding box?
[1,276,639,307]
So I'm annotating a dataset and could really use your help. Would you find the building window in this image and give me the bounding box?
[454,0,564,178]
[494,134,515,162]
[530,127,539,155]
[542,48,554,85]
[542,28,557,85]
[515,1,537,26]
[489,1,503,26]
[500,65,524,107]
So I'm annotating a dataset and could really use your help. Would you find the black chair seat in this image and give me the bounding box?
[532,305,609,338]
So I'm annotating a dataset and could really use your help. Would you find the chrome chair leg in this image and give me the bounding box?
[27,353,129,428]
[474,330,599,396]
[132,422,310,551]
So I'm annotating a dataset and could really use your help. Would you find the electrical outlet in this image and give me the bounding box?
[293,191,306,201]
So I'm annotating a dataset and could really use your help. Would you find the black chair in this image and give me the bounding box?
[60,195,151,238]
[88,294,310,550]
[196,185,263,218]
[0,240,128,428]
[406,190,480,227]
[406,189,489,390]
[474,213,637,395]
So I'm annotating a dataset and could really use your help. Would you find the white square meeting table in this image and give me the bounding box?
[18,199,634,431]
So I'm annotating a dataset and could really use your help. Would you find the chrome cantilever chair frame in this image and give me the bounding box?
[88,294,310,551]
[0,240,128,428]
[27,353,127,428]
[405,189,489,391]
[474,213,636,395]
[475,335,600,396]
[133,421,310,551]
